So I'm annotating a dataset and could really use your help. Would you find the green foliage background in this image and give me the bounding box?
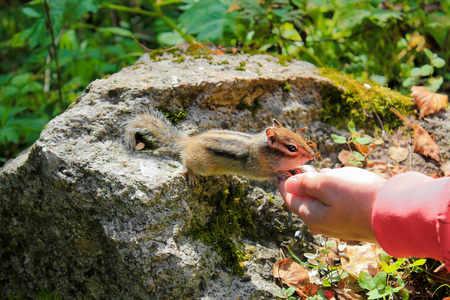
[1,0,449,165]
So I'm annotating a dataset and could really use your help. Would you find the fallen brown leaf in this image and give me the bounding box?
[387,163,407,177]
[411,86,448,118]
[351,132,375,156]
[367,161,388,179]
[388,146,409,162]
[338,150,361,167]
[341,244,382,277]
[302,282,321,297]
[273,258,309,287]
[335,288,364,300]
[391,108,441,163]
[412,123,441,163]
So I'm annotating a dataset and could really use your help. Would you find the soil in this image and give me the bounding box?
[357,107,449,179]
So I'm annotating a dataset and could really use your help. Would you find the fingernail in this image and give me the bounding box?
[285,177,298,194]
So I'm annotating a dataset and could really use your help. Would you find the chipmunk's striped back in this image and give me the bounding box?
[126,110,315,185]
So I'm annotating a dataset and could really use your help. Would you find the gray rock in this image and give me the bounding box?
[0,53,334,299]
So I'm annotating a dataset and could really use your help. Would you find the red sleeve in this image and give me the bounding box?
[372,172,450,270]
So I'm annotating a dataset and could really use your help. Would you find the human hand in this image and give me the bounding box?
[276,166,387,242]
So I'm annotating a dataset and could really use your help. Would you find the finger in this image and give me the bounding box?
[284,172,328,202]
[278,186,327,227]
[299,165,318,173]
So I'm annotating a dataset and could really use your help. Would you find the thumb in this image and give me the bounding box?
[277,176,325,220]
[285,172,325,201]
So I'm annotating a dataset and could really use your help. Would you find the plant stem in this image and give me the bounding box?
[43,0,63,109]
[99,3,158,17]
[101,2,194,45]
[150,2,194,44]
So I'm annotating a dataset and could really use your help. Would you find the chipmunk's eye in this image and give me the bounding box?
[286,145,297,152]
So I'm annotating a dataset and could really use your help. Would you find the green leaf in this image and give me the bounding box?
[0,125,20,143]
[372,9,403,24]
[410,67,421,77]
[283,286,296,296]
[321,249,330,254]
[431,57,445,68]
[11,31,29,48]
[427,76,443,93]
[358,272,375,290]
[367,289,383,299]
[348,159,363,167]
[22,7,42,18]
[98,27,133,37]
[372,271,387,288]
[338,9,371,31]
[157,31,185,46]
[419,64,434,76]
[351,151,365,161]
[331,134,347,144]
[424,48,435,60]
[382,261,401,273]
[353,137,372,145]
[179,0,230,42]
[325,240,336,248]
[347,120,356,133]
[402,77,414,88]
[410,258,426,267]
[272,291,286,298]
[29,20,47,48]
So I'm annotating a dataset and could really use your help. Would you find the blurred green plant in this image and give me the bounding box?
[1,0,449,165]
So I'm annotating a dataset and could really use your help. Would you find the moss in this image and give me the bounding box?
[272,54,292,66]
[172,56,185,63]
[161,109,187,125]
[318,67,414,132]
[190,184,256,276]
[217,60,229,65]
[235,61,246,71]
[283,83,292,92]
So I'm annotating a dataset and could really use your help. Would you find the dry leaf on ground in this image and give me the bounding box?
[341,243,382,277]
[273,258,309,287]
[338,150,360,167]
[411,86,448,118]
[388,146,409,162]
[367,162,388,179]
[335,288,364,300]
[391,108,441,163]
[412,123,441,163]
[387,164,407,177]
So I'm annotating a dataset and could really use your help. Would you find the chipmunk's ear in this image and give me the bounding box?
[272,119,282,128]
[265,128,277,146]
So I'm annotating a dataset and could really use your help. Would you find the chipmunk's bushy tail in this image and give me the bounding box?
[125,108,189,156]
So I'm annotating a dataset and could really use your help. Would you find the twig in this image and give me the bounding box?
[43,0,63,108]
[373,111,385,137]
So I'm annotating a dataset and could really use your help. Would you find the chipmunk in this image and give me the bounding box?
[125,109,315,185]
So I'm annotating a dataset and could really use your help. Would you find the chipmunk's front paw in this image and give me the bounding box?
[275,172,292,183]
